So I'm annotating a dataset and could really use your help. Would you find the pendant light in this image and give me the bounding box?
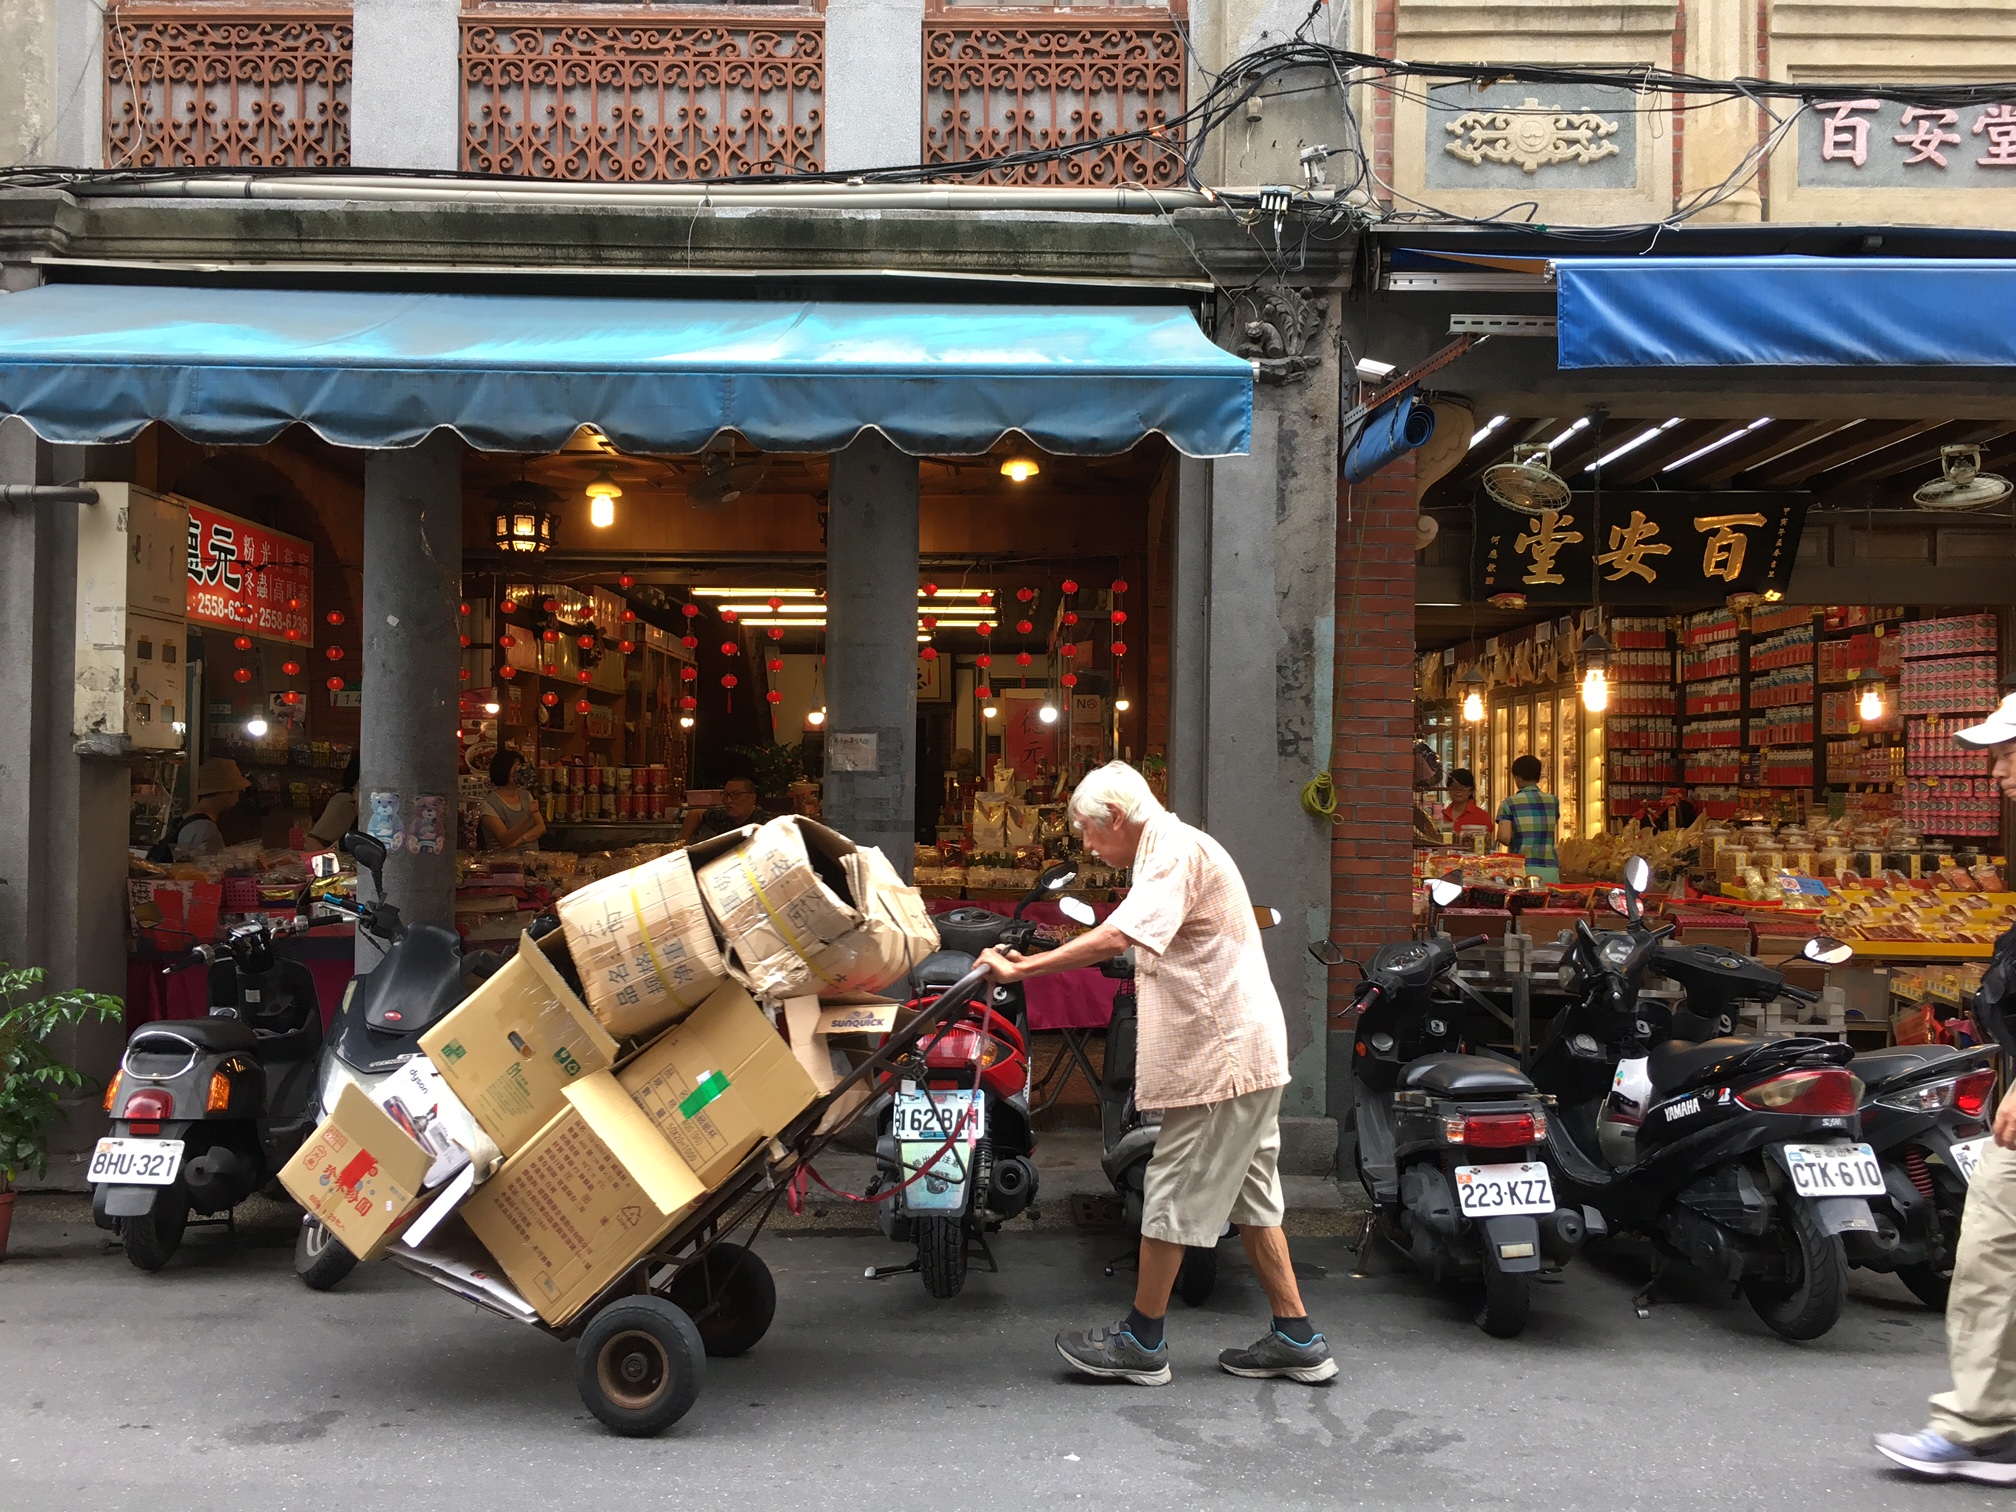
[1579,627,1613,713]
[1860,683,1885,723]
[585,468,622,529]
[1458,664,1487,723]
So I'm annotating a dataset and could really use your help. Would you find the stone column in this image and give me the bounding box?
[1166,455,1211,823]
[823,433,919,877]
[1681,0,1764,221]
[350,0,463,170]
[0,0,103,167]
[358,436,462,962]
[824,0,927,172]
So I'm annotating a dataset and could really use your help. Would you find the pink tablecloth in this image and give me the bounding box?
[924,897,1120,1031]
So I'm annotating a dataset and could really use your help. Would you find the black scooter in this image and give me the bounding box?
[1532,856,1881,1341]
[1317,878,1585,1337]
[294,831,507,1290]
[93,903,326,1270]
[861,864,1070,1298]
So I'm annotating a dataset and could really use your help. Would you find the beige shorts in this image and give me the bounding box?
[1140,1084,1286,1248]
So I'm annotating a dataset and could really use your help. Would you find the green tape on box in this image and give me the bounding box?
[679,1070,731,1120]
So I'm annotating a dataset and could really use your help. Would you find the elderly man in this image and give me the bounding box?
[1878,693,2016,1482]
[978,761,1332,1387]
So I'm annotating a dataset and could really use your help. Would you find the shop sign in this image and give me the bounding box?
[185,503,313,641]
[1471,491,1807,609]
[1799,100,2016,189]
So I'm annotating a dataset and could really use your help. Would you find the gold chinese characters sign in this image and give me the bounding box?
[1472,492,1808,607]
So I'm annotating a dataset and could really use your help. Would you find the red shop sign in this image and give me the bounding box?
[185,504,314,642]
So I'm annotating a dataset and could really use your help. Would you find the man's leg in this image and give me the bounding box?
[1878,1137,2016,1481]
[1216,1089,1336,1383]
[1239,1224,1308,1319]
[1134,1235,1186,1318]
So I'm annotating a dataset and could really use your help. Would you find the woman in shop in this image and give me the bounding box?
[1441,768,1494,842]
[479,746,547,854]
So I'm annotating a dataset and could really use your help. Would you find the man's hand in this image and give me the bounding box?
[977,945,1029,984]
[1993,1085,2016,1150]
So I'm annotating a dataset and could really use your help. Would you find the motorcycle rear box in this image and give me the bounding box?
[555,847,728,1041]
[460,1073,707,1327]
[618,980,820,1189]
[419,931,621,1157]
[278,1083,436,1262]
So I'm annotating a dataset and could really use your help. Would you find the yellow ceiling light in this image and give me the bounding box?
[1114,697,1131,712]
[1860,684,1885,722]
[982,704,999,719]
[806,708,827,727]
[1000,457,1041,483]
[691,587,822,599]
[585,468,622,529]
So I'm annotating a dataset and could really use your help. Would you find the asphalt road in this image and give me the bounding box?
[0,1194,1996,1512]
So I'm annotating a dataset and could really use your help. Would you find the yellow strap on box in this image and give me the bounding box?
[738,850,842,987]
[627,879,707,1011]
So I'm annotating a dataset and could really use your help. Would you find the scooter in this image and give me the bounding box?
[294,831,507,1290]
[93,900,326,1271]
[862,863,1071,1298]
[1316,877,1584,1337]
[1531,856,1882,1341]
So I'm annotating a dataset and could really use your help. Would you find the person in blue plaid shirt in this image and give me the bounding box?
[1495,754,1561,883]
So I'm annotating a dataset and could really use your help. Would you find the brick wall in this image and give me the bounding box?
[1329,451,1420,1015]
[1371,0,1396,201]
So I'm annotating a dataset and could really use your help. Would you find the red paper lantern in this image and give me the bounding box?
[767,626,784,641]
[326,676,344,692]
[679,695,696,711]
[1016,587,1035,602]
[542,598,559,613]
[682,603,699,619]
[281,660,302,676]
[767,597,783,611]
[1112,641,1128,657]
[1061,672,1078,688]
[281,690,302,706]
[680,666,697,681]
[498,633,516,649]
[499,599,517,616]
[920,646,939,662]
[976,685,993,698]
[1111,579,1129,595]
[682,635,698,650]
[542,629,558,643]
[326,610,346,627]
[577,634,595,650]
[976,654,992,668]
[499,665,517,681]
[1062,612,1078,626]
[923,582,939,597]
[284,628,303,641]
[621,609,635,623]
[767,658,783,673]
[1111,610,1128,627]
[232,667,252,683]
[978,591,993,606]
[460,635,473,649]
[618,640,636,655]
[618,574,634,589]
[286,597,302,611]
[721,674,738,689]
[1062,579,1079,594]
[575,699,591,714]
[541,691,559,707]
[766,690,782,705]
[459,668,470,683]
[1061,643,1077,658]
[459,602,472,617]
[721,609,739,625]
[1016,651,1033,667]
[233,636,253,651]
[720,641,737,657]
[922,616,937,631]
[542,663,557,677]
[324,645,344,661]
[1015,619,1033,635]
[576,669,591,683]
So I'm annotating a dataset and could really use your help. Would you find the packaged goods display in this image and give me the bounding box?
[1902,654,2000,716]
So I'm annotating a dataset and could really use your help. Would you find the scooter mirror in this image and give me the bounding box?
[1308,940,1348,968]
[308,850,342,881]
[1802,935,1855,966]
[1623,855,1653,894]
[340,830,388,898]
[1426,878,1465,908]
[1057,896,1097,926]
[1038,862,1078,892]
[1606,887,1630,917]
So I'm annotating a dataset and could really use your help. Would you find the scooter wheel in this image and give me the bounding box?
[122,1186,188,1272]
[918,1218,968,1299]
[576,1297,706,1438]
[294,1217,360,1291]
[1476,1268,1530,1338]
[667,1244,776,1357]
[1176,1247,1217,1307]
[1743,1194,1846,1342]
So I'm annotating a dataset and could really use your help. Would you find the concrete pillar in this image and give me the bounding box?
[824,432,919,877]
[350,0,462,171]
[1681,0,1763,222]
[358,436,462,962]
[824,0,926,172]
[1167,455,1211,823]
[0,0,102,168]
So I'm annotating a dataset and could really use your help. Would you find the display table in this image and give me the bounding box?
[125,921,358,1034]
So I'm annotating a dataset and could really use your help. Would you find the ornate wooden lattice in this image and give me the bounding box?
[463,17,824,180]
[923,17,1184,186]
[105,9,352,168]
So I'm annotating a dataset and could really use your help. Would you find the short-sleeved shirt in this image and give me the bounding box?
[1105,811,1290,1112]
[692,804,777,842]
[1496,783,1561,872]
[1442,799,1493,835]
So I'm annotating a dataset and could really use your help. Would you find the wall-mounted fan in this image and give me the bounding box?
[1482,444,1571,516]
[1913,444,2012,512]
[688,441,767,508]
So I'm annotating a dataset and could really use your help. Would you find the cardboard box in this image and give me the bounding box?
[782,993,898,1135]
[459,1074,705,1327]
[619,980,821,1189]
[692,816,939,1000]
[556,847,728,1041]
[278,1083,436,1262]
[420,932,621,1157]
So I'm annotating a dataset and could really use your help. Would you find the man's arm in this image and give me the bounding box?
[978,921,1132,984]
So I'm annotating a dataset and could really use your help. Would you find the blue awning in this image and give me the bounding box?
[0,285,1252,457]
[1557,256,2016,369]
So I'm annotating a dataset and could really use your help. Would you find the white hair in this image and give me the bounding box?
[1068,761,1164,828]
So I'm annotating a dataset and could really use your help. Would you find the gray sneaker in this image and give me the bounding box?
[1055,1323,1171,1386]
[1875,1429,2016,1484]
[1218,1328,1338,1384]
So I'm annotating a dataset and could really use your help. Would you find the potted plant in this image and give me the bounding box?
[0,964,122,1259]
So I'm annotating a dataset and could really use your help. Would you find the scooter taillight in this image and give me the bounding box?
[121,1088,173,1135]
[1441,1110,1544,1148]
[1954,1069,1998,1120]
[1737,1068,1861,1116]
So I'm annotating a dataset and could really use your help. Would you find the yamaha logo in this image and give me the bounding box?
[1663,1096,1701,1122]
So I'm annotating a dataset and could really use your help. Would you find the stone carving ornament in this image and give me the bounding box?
[1445,97,1620,173]
[1231,287,1325,385]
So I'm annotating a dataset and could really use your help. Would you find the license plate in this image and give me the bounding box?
[1453,1162,1555,1217]
[1781,1142,1885,1198]
[88,1137,184,1187]
[1951,1137,1990,1185]
[890,1089,985,1143]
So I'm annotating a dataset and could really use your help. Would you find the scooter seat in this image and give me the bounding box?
[1400,1054,1534,1098]
[135,1017,259,1053]
[1853,1043,1964,1092]
[1647,1036,1753,1097]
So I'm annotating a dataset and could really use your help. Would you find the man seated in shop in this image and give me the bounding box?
[680,776,777,843]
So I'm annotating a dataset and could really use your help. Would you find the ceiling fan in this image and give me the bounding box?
[1913,443,2013,512]
[1482,443,1572,516]
[688,442,767,509]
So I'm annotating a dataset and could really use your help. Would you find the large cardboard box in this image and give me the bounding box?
[619,980,821,1189]
[419,932,621,1156]
[459,1073,705,1327]
[556,847,728,1040]
[278,1083,436,1262]
[781,993,898,1135]
[692,816,938,1000]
